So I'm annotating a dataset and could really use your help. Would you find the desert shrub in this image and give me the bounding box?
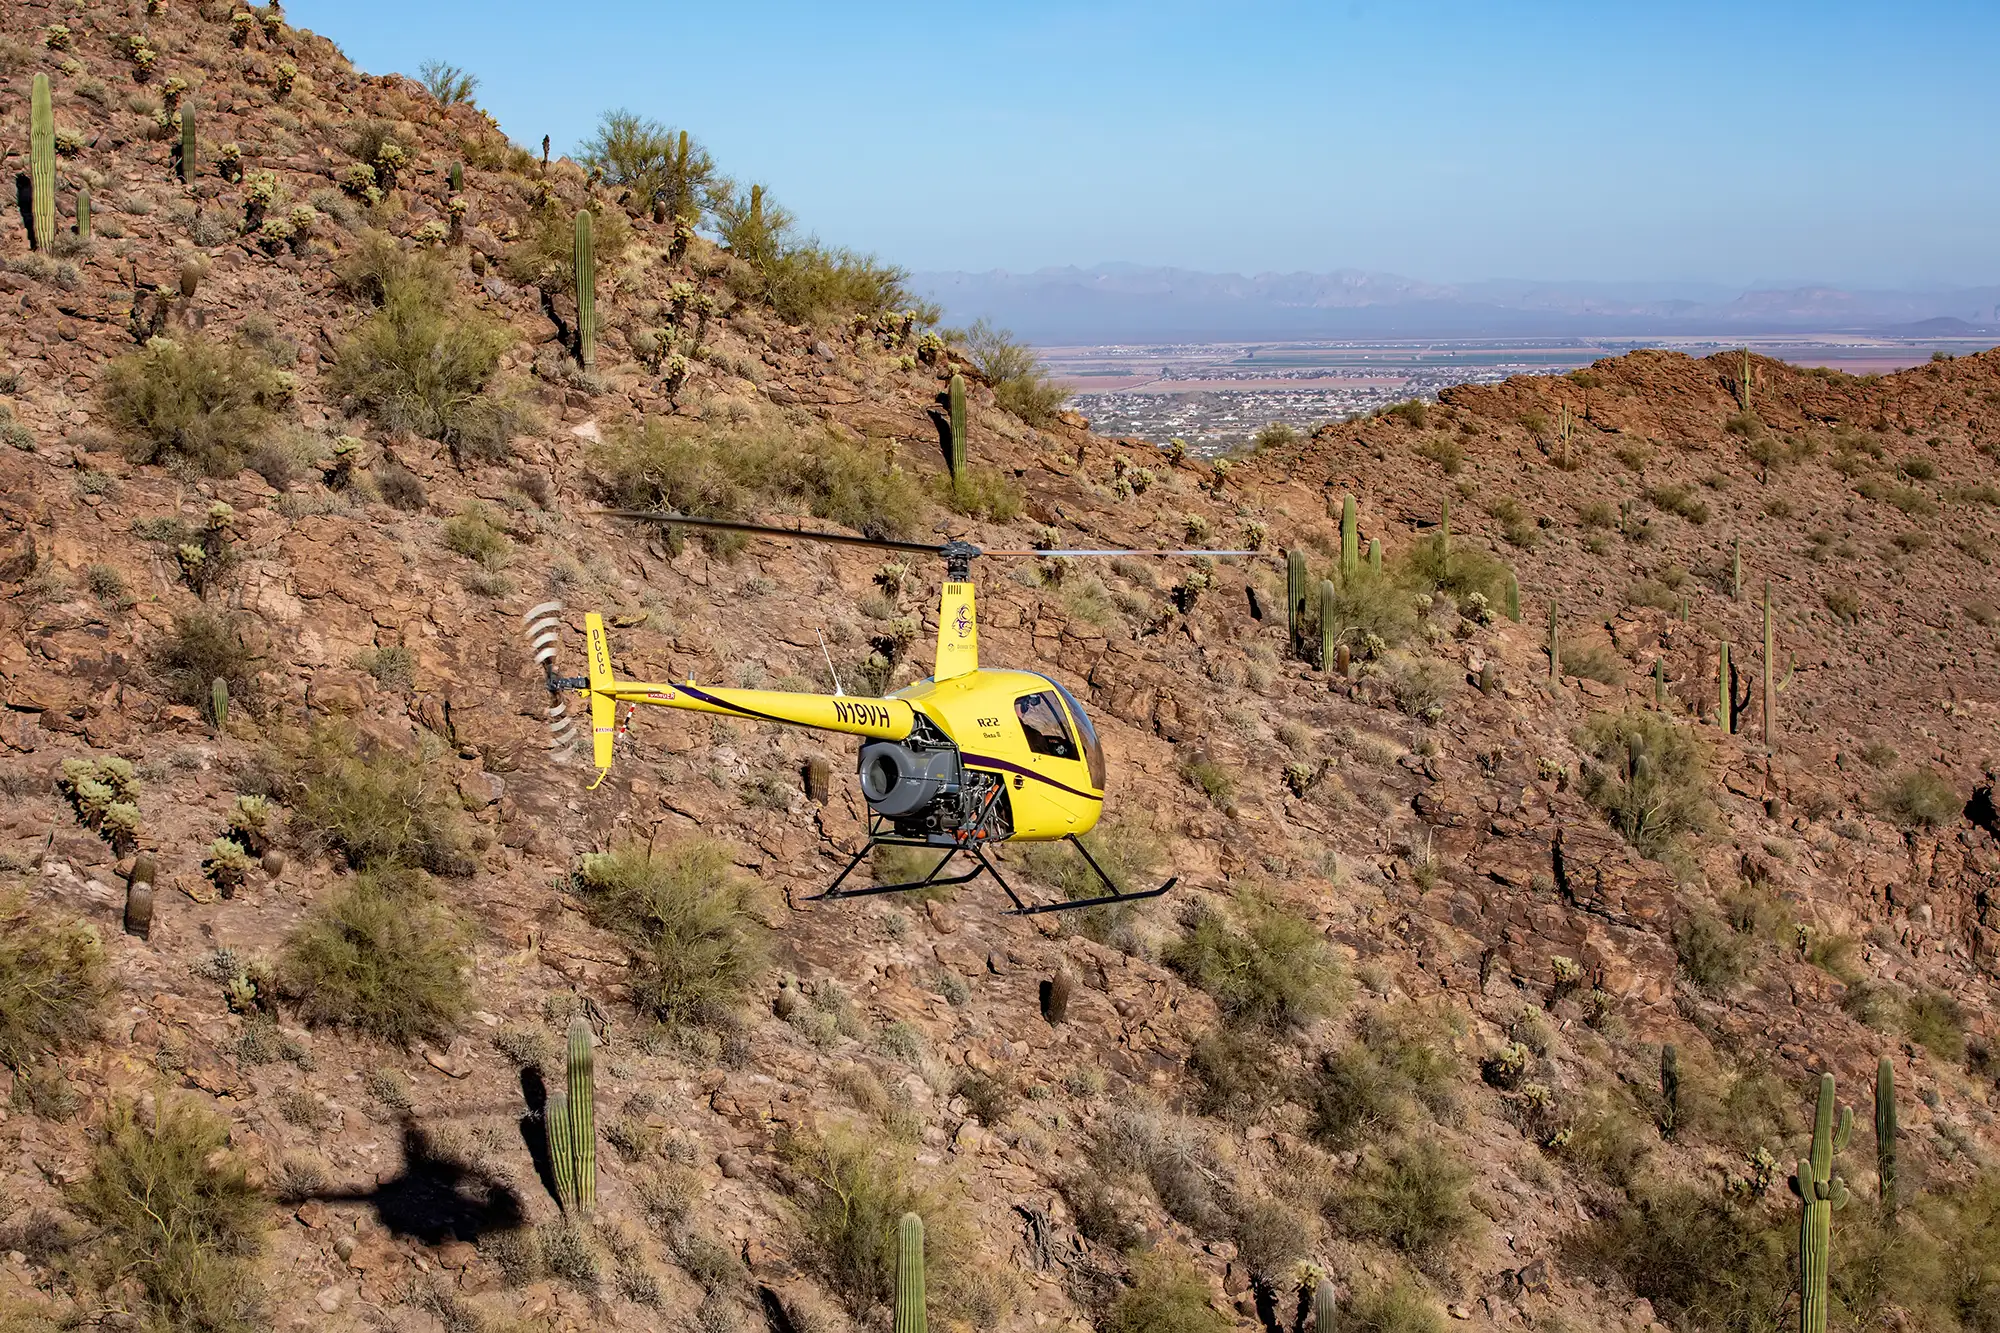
[1188,1027,1284,1122]
[1165,891,1343,1031]
[1560,640,1624,684]
[285,723,471,874]
[154,609,259,719]
[1089,1102,1229,1232]
[1564,1184,1788,1333]
[442,503,511,567]
[71,1098,264,1332]
[1824,587,1862,623]
[0,890,107,1069]
[1019,819,1166,945]
[1414,434,1463,474]
[579,110,716,221]
[1831,1205,1947,1331]
[1398,533,1513,606]
[1877,768,1960,828]
[1338,1138,1476,1261]
[417,59,478,104]
[1317,566,1421,651]
[1309,1004,1460,1150]
[1578,710,1714,860]
[1342,1274,1448,1333]
[333,239,524,463]
[590,421,925,542]
[1382,398,1429,428]
[1645,483,1711,524]
[1854,476,1937,516]
[1386,654,1457,722]
[1904,988,1966,1061]
[278,871,470,1045]
[781,1126,993,1322]
[1674,910,1750,995]
[1101,1246,1230,1333]
[503,202,633,295]
[573,841,769,1028]
[962,319,1068,425]
[99,334,290,475]
[938,464,1022,522]
[1253,421,1300,451]
[710,185,913,325]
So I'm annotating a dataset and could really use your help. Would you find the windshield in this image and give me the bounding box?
[1039,677,1105,791]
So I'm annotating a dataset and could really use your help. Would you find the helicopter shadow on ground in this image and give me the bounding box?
[301,1112,527,1246]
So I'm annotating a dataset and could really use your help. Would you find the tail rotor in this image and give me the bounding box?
[522,600,584,763]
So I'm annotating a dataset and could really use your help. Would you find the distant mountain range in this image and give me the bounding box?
[911,264,2000,342]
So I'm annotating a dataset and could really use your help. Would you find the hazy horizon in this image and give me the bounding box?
[284,0,2000,290]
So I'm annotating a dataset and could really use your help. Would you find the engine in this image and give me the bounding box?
[856,734,1010,841]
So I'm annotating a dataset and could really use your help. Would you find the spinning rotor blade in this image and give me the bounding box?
[981,547,1258,558]
[520,600,583,763]
[597,510,945,556]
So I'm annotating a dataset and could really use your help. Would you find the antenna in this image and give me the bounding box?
[817,628,844,696]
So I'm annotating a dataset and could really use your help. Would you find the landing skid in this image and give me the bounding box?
[812,831,1176,917]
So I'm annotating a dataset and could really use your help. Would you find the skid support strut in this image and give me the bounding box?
[812,831,1175,916]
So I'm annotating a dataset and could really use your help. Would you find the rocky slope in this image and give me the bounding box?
[2,4,1999,1333]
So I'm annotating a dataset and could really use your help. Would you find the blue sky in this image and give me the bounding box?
[285,0,1998,287]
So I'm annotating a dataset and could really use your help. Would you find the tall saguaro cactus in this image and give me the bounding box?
[31,74,56,251]
[547,1088,575,1212]
[567,1016,596,1215]
[574,210,596,371]
[1717,641,1732,731]
[75,187,91,241]
[1762,580,1794,752]
[1313,1278,1336,1329]
[179,100,197,182]
[1792,1072,1852,1333]
[1339,494,1359,581]
[1319,579,1339,670]
[894,1212,927,1333]
[1876,1055,1898,1220]
[1547,600,1560,686]
[945,372,966,480]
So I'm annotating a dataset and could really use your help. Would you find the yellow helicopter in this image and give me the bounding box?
[525,512,1253,915]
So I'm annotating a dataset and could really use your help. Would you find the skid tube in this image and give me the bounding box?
[811,828,1176,916]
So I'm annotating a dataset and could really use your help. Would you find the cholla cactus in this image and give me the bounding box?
[259,8,282,36]
[217,143,244,183]
[663,353,690,404]
[1483,1041,1532,1089]
[45,24,74,50]
[127,35,158,79]
[374,141,406,190]
[228,796,271,855]
[1209,457,1231,493]
[1462,590,1495,626]
[1282,760,1315,798]
[98,756,139,803]
[274,61,298,98]
[1242,519,1268,550]
[206,838,254,896]
[73,778,117,826]
[1183,514,1210,543]
[915,331,946,364]
[1166,437,1189,464]
[230,13,254,45]
[103,803,141,854]
[242,171,278,229]
[161,78,190,113]
[342,162,379,201]
[412,219,448,247]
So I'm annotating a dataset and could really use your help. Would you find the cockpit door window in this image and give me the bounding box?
[1014,692,1077,761]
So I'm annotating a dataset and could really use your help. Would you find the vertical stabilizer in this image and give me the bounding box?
[584,613,618,774]
[935,581,978,680]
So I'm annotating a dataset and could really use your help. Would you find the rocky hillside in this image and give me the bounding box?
[3,4,2000,1333]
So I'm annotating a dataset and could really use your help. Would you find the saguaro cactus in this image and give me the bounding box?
[1762,581,1794,752]
[1732,538,1743,601]
[1339,494,1358,581]
[1368,537,1382,575]
[1286,548,1309,656]
[179,100,197,182]
[211,677,229,728]
[546,1088,575,1212]
[1739,347,1754,410]
[75,187,91,240]
[1792,1072,1852,1333]
[567,1016,596,1215]
[1504,570,1521,621]
[574,210,596,371]
[1876,1055,1898,1219]
[945,372,966,480]
[1717,642,1732,731]
[1319,579,1339,670]
[1313,1277,1336,1329]
[894,1211,926,1333]
[31,74,56,251]
[449,160,463,192]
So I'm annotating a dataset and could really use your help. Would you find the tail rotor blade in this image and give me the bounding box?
[520,601,582,763]
[980,547,1259,558]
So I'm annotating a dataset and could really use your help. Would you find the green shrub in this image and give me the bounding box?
[0,889,107,1069]
[1674,910,1749,995]
[579,110,716,222]
[1564,1185,1788,1333]
[71,1098,264,1332]
[589,421,925,542]
[1341,1273,1448,1333]
[1645,483,1711,524]
[332,238,524,463]
[286,724,471,874]
[1578,710,1715,859]
[503,203,632,295]
[1316,566,1421,652]
[1385,654,1457,722]
[442,503,511,567]
[962,319,1068,426]
[1101,1247,1230,1333]
[1338,1138,1476,1261]
[1854,476,1937,516]
[1877,768,1960,828]
[154,609,259,718]
[574,841,769,1028]
[1188,1027,1283,1122]
[780,1126,992,1321]
[278,871,470,1045]
[1165,891,1343,1031]
[1019,819,1166,946]
[1399,533,1513,605]
[711,185,914,325]
[1903,987,1966,1061]
[1414,434,1463,474]
[1308,1005,1460,1150]
[1382,399,1429,428]
[99,334,290,475]
[1560,640,1624,684]
[938,464,1022,522]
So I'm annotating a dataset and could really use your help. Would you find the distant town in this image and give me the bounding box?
[1042,333,1993,453]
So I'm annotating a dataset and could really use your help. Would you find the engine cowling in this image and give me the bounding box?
[857,739,959,818]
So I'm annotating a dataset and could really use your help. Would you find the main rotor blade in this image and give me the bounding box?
[980,547,1260,558]
[597,510,947,556]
